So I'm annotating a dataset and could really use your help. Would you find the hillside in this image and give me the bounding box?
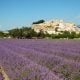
[32,20,80,34]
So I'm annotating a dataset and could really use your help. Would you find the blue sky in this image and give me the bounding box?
[0,0,80,31]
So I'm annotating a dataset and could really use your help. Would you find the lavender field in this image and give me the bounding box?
[0,39,80,80]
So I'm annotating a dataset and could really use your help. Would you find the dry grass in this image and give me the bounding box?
[0,66,10,80]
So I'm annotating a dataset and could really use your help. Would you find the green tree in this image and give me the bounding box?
[70,31,76,39]
[32,20,45,24]
[0,31,4,38]
[55,27,59,32]
[62,31,70,38]
[8,28,22,38]
[37,29,45,38]
[77,32,80,38]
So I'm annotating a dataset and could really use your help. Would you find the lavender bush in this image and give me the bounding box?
[0,39,80,80]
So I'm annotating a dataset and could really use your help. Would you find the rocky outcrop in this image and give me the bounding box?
[32,20,80,34]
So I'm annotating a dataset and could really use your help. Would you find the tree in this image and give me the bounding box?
[62,31,70,38]
[0,31,4,38]
[55,27,59,32]
[32,20,45,24]
[77,33,80,38]
[70,31,76,39]
[37,29,45,38]
[8,28,22,38]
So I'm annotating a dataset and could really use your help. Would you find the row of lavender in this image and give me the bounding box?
[0,39,80,80]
